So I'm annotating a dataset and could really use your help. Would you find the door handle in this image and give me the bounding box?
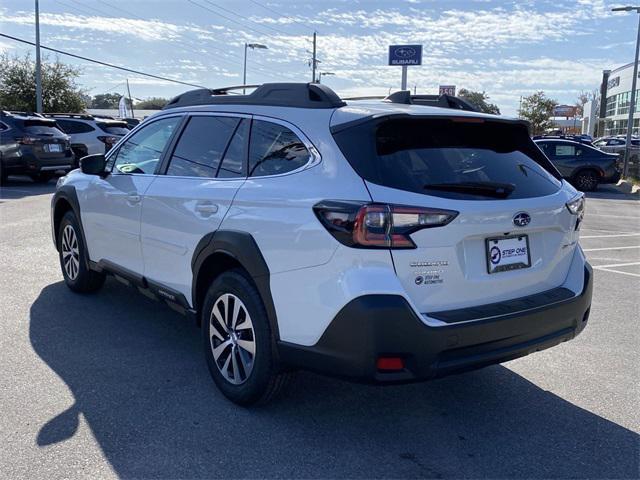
[195,202,218,215]
[126,193,141,204]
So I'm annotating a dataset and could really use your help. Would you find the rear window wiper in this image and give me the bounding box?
[423,182,515,198]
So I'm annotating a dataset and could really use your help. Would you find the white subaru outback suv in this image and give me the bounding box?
[51,83,592,405]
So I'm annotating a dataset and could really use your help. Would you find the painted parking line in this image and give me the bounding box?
[582,246,640,252]
[585,214,640,219]
[581,233,640,239]
[592,261,640,269]
[593,267,640,278]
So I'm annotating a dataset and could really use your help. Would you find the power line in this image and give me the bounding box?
[0,33,208,89]
[247,0,318,33]
[57,0,298,81]
[187,0,278,41]
[200,0,297,38]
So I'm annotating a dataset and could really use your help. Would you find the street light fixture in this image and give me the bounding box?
[243,43,268,94]
[317,72,335,83]
[611,5,640,177]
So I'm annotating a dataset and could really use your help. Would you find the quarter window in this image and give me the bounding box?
[248,120,310,177]
[167,116,239,178]
[109,116,180,174]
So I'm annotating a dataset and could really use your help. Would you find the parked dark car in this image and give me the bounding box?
[533,134,593,146]
[535,138,621,191]
[0,111,75,184]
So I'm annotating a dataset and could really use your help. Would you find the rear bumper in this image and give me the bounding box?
[2,148,74,174]
[279,264,592,383]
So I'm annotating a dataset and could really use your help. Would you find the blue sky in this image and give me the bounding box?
[0,0,637,114]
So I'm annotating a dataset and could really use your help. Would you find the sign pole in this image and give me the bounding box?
[401,66,408,91]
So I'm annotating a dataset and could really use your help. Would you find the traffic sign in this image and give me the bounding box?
[439,85,456,96]
[388,45,422,66]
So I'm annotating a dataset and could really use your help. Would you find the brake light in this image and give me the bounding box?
[313,201,458,249]
[566,194,585,230]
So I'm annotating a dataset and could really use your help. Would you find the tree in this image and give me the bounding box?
[519,91,558,135]
[458,89,500,115]
[134,97,168,110]
[0,53,87,112]
[90,93,121,109]
[574,90,595,117]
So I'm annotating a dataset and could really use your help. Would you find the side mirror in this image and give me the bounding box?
[80,154,107,176]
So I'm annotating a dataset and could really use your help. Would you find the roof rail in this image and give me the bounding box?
[163,82,347,110]
[382,91,480,112]
[5,110,45,118]
[43,113,95,120]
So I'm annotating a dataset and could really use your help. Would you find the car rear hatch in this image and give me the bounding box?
[20,119,71,163]
[331,114,583,314]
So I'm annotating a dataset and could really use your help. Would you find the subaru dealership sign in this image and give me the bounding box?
[388,45,422,66]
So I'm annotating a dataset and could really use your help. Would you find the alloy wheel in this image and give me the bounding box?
[61,225,80,280]
[209,293,256,385]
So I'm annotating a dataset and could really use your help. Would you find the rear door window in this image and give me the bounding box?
[248,120,310,177]
[332,117,561,200]
[166,116,240,178]
[97,123,130,136]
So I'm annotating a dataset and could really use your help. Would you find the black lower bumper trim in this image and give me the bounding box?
[278,264,592,383]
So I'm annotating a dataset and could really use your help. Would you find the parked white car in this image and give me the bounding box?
[45,114,130,160]
[51,83,593,405]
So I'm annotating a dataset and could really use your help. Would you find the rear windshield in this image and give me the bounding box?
[97,122,129,136]
[22,120,65,136]
[332,117,562,200]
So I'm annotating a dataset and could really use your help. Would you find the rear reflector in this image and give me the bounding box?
[376,357,404,371]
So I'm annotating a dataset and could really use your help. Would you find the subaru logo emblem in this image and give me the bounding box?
[513,212,531,227]
[396,47,416,58]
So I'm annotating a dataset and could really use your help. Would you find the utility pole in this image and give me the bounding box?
[126,78,134,119]
[311,32,317,83]
[612,5,640,177]
[35,0,43,113]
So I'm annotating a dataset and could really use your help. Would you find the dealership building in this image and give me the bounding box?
[582,61,639,137]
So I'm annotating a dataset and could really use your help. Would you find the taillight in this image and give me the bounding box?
[15,136,38,145]
[97,135,118,145]
[313,201,458,249]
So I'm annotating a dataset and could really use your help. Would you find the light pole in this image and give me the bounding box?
[317,72,335,83]
[243,43,268,94]
[35,0,43,113]
[612,5,640,177]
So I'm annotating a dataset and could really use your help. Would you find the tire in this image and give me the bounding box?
[30,172,54,183]
[572,170,599,192]
[58,211,106,293]
[202,269,292,406]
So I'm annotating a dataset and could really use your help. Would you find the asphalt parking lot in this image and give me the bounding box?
[0,177,638,479]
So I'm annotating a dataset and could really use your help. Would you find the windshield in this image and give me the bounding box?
[332,116,562,200]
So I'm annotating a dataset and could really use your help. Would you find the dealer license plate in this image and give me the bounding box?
[486,235,531,274]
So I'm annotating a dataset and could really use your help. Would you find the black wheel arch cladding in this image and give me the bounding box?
[192,230,280,340]
[52,186,90,268]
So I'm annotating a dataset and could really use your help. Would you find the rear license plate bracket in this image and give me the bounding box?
[486,235,531,274]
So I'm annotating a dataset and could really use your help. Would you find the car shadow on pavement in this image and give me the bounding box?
[585,183,639,201]
[0,176,57,201]
[30,280,639,479]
